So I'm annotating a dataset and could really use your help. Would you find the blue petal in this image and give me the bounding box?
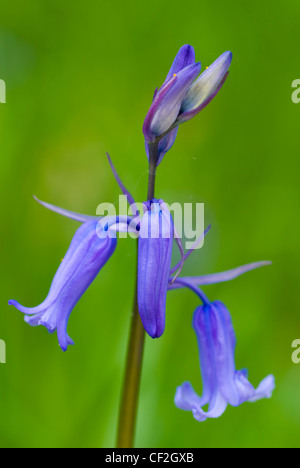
[247,375,275,402]
[165,44,196,82]
[209,301,241,406]
[137,200,173,338]
[175,381,228,422]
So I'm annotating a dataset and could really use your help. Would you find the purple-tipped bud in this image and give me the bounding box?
[165,44,196,82]
[143,45,201,143]
[143,46,232,165]
[137,199,174,338]
[143,62,201,142]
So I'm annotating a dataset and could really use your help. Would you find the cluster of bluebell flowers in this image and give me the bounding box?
[9,44,274,422]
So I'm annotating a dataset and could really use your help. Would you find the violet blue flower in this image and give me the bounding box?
[174,300,275,421]
[9,220,117,351]
[9,155,137,351]
[137,199,174,338]
[143,45,232,165]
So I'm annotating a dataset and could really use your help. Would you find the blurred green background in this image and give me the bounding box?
[0,0,299,448]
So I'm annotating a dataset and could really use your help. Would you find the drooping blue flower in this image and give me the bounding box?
[143,45,232,165]
[137,199,174,338]
[9,220,117,351]
[9,155,138,351]
[174,300,275,421]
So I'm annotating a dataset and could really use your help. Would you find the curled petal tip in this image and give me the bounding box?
[8,299,26,312]
[8,299,20,311]
[60,337,74,352]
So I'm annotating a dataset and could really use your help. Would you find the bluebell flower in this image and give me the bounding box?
[143,45,232,165]
[137,199,174,338]
[174,300,275,421]
[9,220,117,351]
[165,238,275,418]
[9,156,138,351]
